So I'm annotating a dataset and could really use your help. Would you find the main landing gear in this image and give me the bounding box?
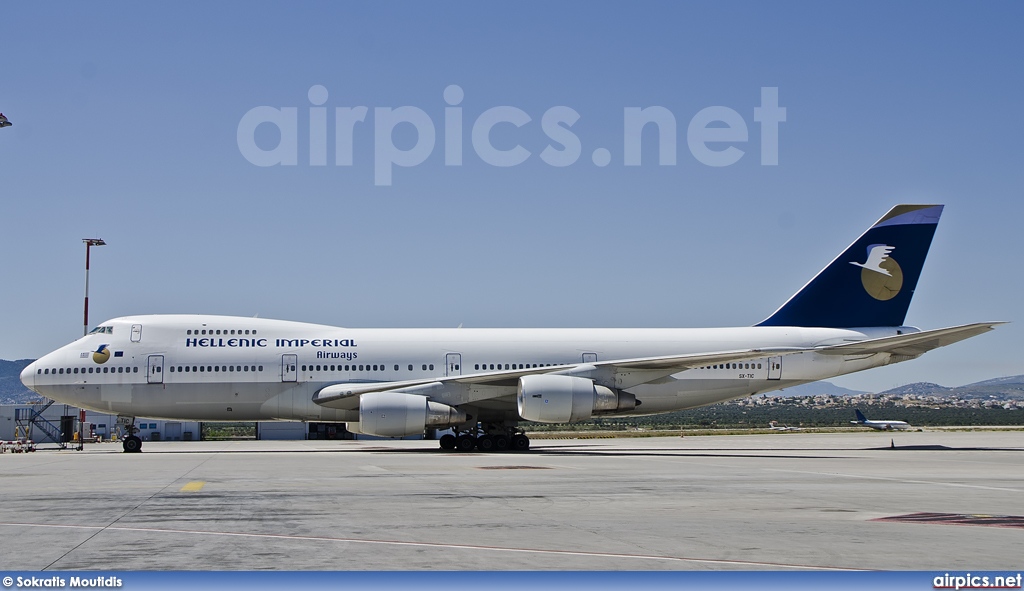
[438,423,530,453]
[118,416,142,453]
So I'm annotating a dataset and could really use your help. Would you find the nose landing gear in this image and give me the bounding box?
[118,416,142,453]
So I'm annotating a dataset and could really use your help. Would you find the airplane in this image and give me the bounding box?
[20,204,1000,453]
[769,421,801,432]
[851,408,911,431]
[0,113,10,128]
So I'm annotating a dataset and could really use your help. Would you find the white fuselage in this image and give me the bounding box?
[856,419,911,431]
[21,314,909,423]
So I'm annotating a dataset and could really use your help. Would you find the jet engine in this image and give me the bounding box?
[358,391,467,437]
[517,374,636,423]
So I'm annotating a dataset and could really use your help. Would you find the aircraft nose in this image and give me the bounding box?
[20,361,36,390]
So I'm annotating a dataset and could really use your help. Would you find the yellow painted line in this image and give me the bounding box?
[179,481,206,492]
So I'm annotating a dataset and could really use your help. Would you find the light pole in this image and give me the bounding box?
[83,238,106,336]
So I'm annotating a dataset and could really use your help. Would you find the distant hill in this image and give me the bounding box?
[0,359,40,404]
[774,381,867,397]
[879,375,1024,400]
[879,382,952,396]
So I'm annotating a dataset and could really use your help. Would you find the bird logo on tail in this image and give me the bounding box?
[851,244,903,301]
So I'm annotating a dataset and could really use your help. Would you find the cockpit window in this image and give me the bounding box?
[88,326,114,335]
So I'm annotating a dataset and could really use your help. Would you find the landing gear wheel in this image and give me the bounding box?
[476,435,494,452]
[122,435,143,453]
[510,434,530,451]
[492,434,510,452]
[455,434,476,452]
[439,434,456,450]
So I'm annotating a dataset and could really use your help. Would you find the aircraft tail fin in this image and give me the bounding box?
[855,409,868,423]
[758,205,943,328]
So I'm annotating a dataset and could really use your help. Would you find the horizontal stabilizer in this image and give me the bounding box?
[816,322,1005,356]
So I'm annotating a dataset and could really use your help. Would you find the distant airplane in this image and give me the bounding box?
[769,421,801,431]
[851,409,910,431]
[0,113,11,128]
[21,205,997,453]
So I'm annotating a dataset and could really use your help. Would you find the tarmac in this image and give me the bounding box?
[1,430,1021,571]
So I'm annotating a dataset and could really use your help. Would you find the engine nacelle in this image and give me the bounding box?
[517,374,636,423]
[358,391,467,437]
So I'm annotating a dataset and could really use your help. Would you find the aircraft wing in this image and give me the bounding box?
[312,346,802,409]
[313,322,1003,410]
[814,322,1005,357]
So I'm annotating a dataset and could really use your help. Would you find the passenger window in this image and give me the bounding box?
[429,364,434,370]
[408,365,413,371]
[422,364,427,371]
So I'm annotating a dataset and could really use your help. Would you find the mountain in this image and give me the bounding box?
[964,375,1024,388]
[879,375,1024,400]
[879,382,952,396]
[0,359,40,404]
[773,381,867,397]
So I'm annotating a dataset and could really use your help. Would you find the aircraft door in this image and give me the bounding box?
[282,354,297,382]
[582,352,598,363]
[131,324,143,342]
[147,355,164,384]
[446,353,461,376]
[768,357,782,380]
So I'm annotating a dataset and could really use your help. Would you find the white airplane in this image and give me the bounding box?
[20,205,999,453]
[769,421,801,432]
[851,409,910,431]
[0,113,11,128]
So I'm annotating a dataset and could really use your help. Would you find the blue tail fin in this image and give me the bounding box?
[855,409,868,422]
[758,205,943,328]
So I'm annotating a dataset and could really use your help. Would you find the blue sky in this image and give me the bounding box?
[1,2,1021,392]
